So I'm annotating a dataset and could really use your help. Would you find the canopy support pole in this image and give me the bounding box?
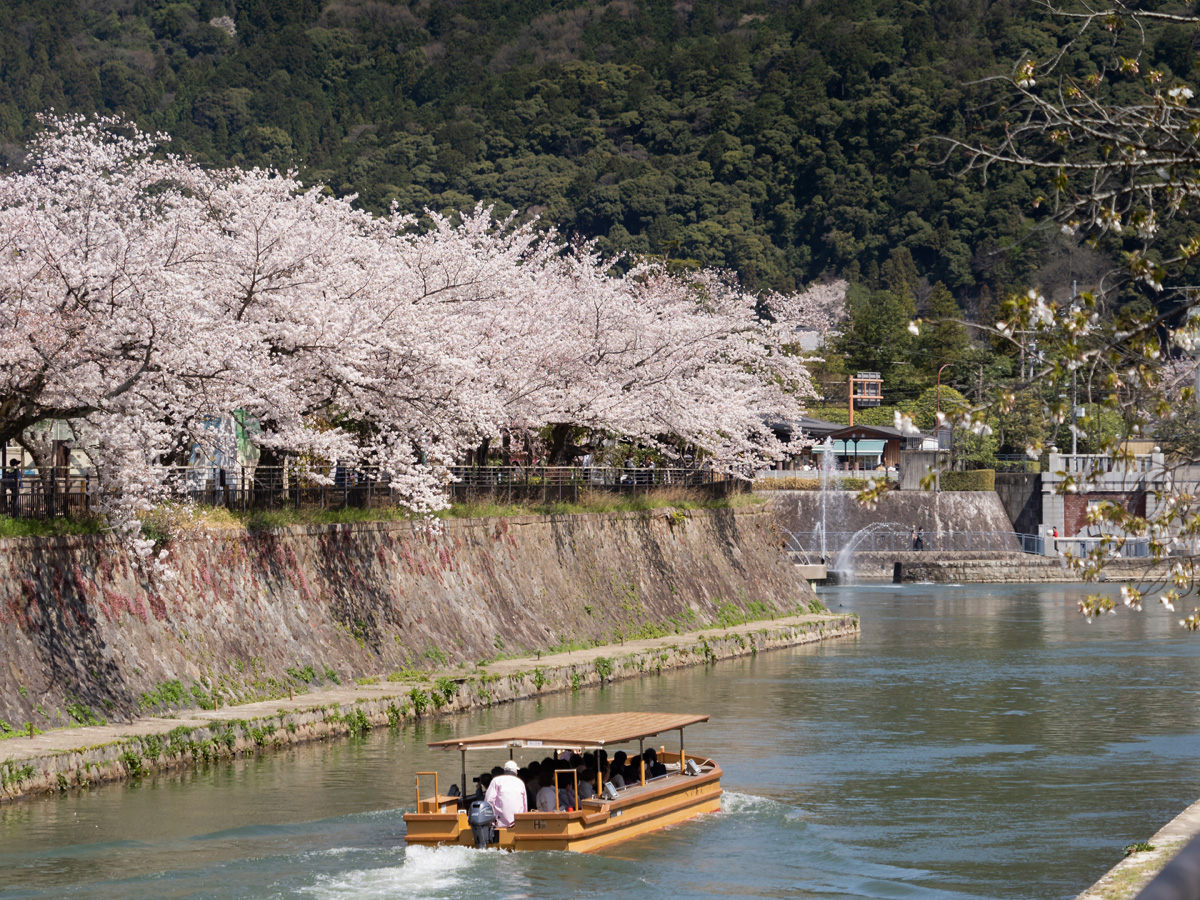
[461,749,467,806]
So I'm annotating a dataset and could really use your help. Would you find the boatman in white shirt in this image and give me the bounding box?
[483,760,528,828]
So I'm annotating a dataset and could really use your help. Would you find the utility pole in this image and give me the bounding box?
[1071,280,1078,457]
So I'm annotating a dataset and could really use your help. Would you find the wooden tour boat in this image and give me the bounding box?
[403,712,722,852]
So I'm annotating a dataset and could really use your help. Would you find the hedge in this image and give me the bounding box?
[940,469,995,491]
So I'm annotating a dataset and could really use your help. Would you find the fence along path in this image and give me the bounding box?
[0,464,735,519]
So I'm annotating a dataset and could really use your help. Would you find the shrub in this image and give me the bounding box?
[433,676,458,707]
[408,686,430,716]
[940,469,995,491]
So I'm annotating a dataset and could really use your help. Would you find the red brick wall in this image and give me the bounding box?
[1063,492,1145,536]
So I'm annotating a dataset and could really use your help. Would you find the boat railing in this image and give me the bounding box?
[552,768,580,812]
[414,771,458,814]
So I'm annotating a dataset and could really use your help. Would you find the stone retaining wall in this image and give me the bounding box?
[0,508,813,732]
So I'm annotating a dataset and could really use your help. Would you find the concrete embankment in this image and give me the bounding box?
[0,613,857,802]
[1075,798,1200,900]
[852,551,1174,583]
[0,507,813,733]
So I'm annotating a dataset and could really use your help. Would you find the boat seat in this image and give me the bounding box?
[416,794,460,814]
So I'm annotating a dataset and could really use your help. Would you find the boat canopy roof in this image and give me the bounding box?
[427,712,710,752]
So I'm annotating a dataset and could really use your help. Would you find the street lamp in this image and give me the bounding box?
[936,364,954,471]
[936,363,952,416]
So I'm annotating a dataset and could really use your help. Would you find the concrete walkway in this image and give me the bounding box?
[0,612,852,767]
[1076,798,1200,900]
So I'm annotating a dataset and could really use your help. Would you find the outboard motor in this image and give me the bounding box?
[467,800,497,849]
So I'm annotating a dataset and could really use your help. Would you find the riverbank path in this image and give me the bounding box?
[0,612,848,765]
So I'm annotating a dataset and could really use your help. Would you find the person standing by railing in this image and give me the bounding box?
[2,462,18,517]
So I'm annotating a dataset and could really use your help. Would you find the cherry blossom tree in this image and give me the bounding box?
[425,233,837,467]
[0,116,838,535]
[0,116,234,539]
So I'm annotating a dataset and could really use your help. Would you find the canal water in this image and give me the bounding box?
[2,583,1199,900]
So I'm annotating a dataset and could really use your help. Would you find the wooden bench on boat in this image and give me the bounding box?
[403,711,723,852]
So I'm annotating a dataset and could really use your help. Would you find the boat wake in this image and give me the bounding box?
[303,844,480,899]
[720,790,793,816]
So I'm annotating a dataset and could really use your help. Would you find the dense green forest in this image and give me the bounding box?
[0,0,1192,442]
[0,0,1093,294]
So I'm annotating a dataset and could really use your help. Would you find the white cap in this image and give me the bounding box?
[503,760,519,774]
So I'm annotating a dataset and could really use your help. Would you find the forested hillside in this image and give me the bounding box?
[1,0,1102,296]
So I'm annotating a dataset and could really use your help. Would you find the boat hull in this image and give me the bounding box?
[404,762,722,853]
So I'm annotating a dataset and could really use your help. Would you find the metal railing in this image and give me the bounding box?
[0,474,95,519]
[445,465,729,504]
[1016,532,1044,555]
[783,528,1159,559]
[0,464,734,519]
[755,469,900,480]
[1049,535,1151,559]
[784,529,1029,555]
[994,454,1042,473]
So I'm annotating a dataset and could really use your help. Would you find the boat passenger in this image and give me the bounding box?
[610,751,628,788]
[468,773,486,803]
[643,748,667,779]
[556,765,580,808]
[578,764,598,801]
[524,760,543,794]
[483,760,528,828]
[536,778,560,812]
